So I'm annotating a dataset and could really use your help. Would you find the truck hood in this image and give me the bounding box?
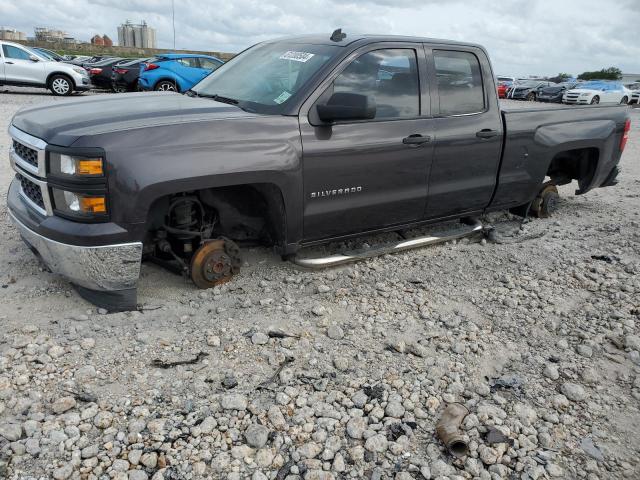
[11,92,258,146]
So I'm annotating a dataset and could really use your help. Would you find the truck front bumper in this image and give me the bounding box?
[7,179,142,311]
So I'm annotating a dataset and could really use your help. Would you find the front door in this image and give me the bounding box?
[1,44,45,85]
[424,48,503,219]
[299,46,434,241]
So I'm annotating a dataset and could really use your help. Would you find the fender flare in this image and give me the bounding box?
[46,71,76,89]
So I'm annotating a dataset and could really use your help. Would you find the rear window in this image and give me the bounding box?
[177,57,200,68]
[120,58,147,67]
[434,50,485,116]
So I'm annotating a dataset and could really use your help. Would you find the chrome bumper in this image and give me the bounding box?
[8,208,142,292]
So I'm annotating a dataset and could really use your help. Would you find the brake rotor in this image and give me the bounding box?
[530,184,559,218]
[190,238,242,289]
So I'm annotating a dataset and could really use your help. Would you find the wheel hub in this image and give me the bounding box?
[190,238,242,288]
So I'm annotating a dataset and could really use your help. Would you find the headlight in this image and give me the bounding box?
[50,153,104,177]
[580,92,591,96]
[52,189,108,217]
[72,66,87,75]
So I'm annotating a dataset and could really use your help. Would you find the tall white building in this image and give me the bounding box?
[117,20,157,48]
[0,28,27,41]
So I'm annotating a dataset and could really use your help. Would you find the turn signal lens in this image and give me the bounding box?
[79,196,107,214]
[77,159,104,175]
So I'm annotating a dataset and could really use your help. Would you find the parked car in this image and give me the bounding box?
[66,55,90,64]
[68,55,113,68]
[627,83,640,105]
[6,32,631,310]
[110,58,149,92]
[0,40,90,95]
[563,81,631,105]
[32,47,66,62]
[536,82,578,103]
[138,53,224,92]
[497,76,516,85]
[505,80,554,100]
[86,57,125,89]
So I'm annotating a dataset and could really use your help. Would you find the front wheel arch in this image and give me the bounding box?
[46,73,75,95]
[144,183,288,251]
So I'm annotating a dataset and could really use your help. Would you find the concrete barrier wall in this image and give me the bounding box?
[12,39,235,61]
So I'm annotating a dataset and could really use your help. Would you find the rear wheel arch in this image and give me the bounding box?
[154,78,180,92]
[546,147,599,194]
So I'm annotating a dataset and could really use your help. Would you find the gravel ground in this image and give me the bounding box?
[0,87,639,480]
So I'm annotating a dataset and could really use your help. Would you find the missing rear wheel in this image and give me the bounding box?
[530,184,559,218]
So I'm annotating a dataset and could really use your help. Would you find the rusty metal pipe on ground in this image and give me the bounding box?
[436,403,469,457]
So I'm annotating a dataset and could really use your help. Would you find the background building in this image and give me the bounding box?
[34,27,73,42]
[91,35,104,46]
[117,20,156,48]
[0,28,27,41]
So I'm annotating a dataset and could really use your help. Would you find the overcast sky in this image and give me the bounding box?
[2,0,639,76]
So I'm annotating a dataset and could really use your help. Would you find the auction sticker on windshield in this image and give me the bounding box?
[273,91,292,104]
[279,51,315,63]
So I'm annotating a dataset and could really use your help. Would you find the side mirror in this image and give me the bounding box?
[316,92,376,123]
[29,55,40,62]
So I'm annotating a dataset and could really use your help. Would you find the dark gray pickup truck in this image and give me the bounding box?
[7,32,631,310]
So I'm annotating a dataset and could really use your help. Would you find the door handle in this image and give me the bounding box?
[476,129,498,139]
[402,134,431,145]
[6,61,14,64]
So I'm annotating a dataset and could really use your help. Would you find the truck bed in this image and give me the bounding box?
[490,104,629,209]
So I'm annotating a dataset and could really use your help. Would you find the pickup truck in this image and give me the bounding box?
[6,32,631,310]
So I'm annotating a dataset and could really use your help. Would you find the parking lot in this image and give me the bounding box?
[1,88,639,479]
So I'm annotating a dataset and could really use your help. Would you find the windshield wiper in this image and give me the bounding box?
[210,94,239,105]
[191,92,239,104]
[188,91,253,112]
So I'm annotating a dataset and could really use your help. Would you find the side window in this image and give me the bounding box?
[332,49,420,119]
[433,50,485,116]
[199,58,222,71]
[2,45,32,61]
[177,57,199,68]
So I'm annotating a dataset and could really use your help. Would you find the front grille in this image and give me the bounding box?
[16,173,45,210]
[13,140,39,169]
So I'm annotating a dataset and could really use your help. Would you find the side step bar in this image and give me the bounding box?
[291,219,484,269]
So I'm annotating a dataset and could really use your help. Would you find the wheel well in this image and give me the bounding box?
[145,183,287,250]
[154,78,179,90]
[546,147,599,192]
[46,72,75,89]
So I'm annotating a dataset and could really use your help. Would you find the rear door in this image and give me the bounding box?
[176,57,204,86]
[423,46,503,219]
[2,44,46,85]
[299,44,435,241]
[198,57,223,80]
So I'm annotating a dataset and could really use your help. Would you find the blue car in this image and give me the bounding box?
[138,53,224,92]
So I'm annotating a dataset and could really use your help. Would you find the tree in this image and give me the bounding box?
[549,73,572,83]
[577,67,622,81]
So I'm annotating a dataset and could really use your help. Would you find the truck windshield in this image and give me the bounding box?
[191,42,340,113]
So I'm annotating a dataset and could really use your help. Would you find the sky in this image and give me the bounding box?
[1,0,639,77]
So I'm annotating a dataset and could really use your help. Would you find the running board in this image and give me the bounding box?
[291,220,484,269]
